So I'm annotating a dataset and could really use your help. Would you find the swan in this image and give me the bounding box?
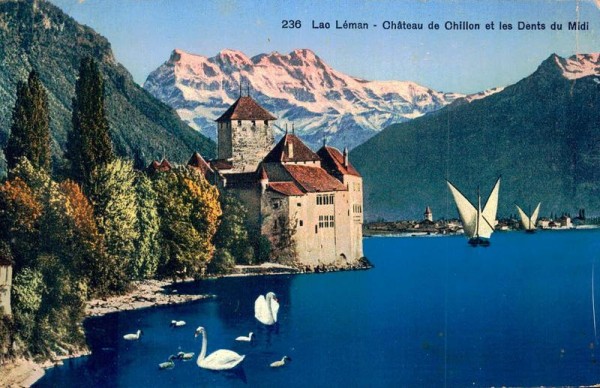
[194,326,245,370]
[254,292,279,325]
[270,356,291,368]
[170,320,186,327]
[123,329,143,340]
[235,332,254,342]
[177,351,195,360]
[158,355,176,370]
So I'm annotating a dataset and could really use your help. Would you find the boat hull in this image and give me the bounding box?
[468,237,491,247]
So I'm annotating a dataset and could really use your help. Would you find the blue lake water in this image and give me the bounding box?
[36,229,600,387]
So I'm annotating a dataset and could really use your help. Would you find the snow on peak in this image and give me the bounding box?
[555,52,600,80]
[145,48,498,150]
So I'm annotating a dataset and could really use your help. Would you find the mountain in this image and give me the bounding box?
[144,48,469,151]
[351,53,600,221]
[0,0,214,176]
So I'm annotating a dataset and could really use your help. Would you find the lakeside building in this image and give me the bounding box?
[149,95,365,269]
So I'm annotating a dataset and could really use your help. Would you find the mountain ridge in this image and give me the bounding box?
[144,47,480,150]
[351,52,600,220]
[0,0,215,176]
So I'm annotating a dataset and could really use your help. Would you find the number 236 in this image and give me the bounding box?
[282,20,301,28]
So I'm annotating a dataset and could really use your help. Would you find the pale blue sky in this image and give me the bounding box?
[49,0,600,94]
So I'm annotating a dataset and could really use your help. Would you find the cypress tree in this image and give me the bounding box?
[5,70,51,172]
[67,57,114,186]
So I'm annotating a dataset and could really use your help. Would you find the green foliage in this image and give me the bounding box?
[132,172,160,279]
[255,234,272,264]
[88,158,139,292]
[213,193,253,264]
[207,248,236,275]
[11,267,44,343]
[5,70,51,172]
[67,57,114,186]
[152,167,221,279]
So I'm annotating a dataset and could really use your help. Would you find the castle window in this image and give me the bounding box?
[315,225,318,233]
[271,199,281,210]
[329,215,335,228]
[237,120,242,126]
[299,220,303,226]
[252,120,256,126]
[264,120,268,126]
[297,203,301,207]
[318,215,324,228]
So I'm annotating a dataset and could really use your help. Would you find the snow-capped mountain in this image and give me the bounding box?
[144,48,467,150]
[554,53,600,80]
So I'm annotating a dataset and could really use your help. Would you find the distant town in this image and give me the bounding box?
[363,207,600,236]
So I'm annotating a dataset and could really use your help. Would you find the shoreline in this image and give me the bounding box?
[2,262,370,387]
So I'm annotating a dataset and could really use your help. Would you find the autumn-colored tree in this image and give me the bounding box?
[152,166,221,279]
[60,180,107,295]
[0,176,43,270]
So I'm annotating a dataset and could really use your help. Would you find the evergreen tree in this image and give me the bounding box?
[213,193,253,264]
[5,71,51,172]
[67,57,114,186]
[131,172,160,279]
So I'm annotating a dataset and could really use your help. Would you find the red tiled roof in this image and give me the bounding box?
[317,146,361,177]
[187,152,213,176]
[263,134,321,163]
[210,159,233,171]
[215,96,276,122]
[268,182,304,196]
[283,164,347,192]
[147,159,172,172]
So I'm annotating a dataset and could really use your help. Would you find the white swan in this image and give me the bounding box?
[170,320,186,327]
[235,332,254,342]
[123,329,143,340]
[270,356,291,368]
[177,351,195,360]
[254,292,279,325]
[158,355,176,369]
[194,326,245,370]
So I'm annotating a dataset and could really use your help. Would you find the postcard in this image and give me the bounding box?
[0,0,599,387]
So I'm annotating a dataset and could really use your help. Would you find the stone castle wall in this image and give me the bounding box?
[227,120,274,173]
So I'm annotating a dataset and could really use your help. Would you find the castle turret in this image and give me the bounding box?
[215,95,276,173]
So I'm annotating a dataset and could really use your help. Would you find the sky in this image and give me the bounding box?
[48,0,600,94]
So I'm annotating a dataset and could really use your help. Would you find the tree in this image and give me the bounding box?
[213,193,253,264]
[5,71,51,172]
[88,159,139,292]
[131,173,160,279]
[67,57,114,186]
[152,167,221,279]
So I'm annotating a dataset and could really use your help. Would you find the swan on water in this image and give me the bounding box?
[170,320,186,327]
[194,326,245,370]
[177,351,195,360]
[270,356,291,368]
[254,292,279,325]
[123,329,143,340]
[235,332,254,342]
[158,355,176,370]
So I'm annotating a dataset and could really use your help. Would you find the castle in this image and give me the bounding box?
[169,95,365,269]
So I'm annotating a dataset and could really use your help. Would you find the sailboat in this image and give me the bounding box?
[446,177,501,247]
[515,203,541,233]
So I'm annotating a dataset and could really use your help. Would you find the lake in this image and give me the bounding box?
[36,229,600,387]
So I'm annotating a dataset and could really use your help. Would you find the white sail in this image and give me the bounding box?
[446,181,478,238]
[516,202,541,231]
[479,178,501,238]
[447,178,500,239]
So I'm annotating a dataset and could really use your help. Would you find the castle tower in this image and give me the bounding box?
[424,206,433,222]
[215,95,276,173]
